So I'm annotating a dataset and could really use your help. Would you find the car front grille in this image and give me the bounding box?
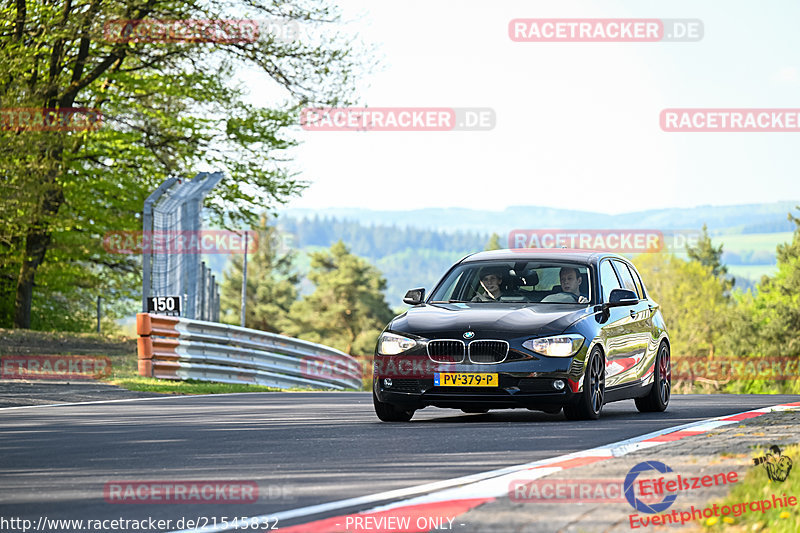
[468,340,509,363]
[427,340,465,363]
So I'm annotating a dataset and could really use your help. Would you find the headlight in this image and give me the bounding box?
[523,334,584,357]
[377,332,416,355]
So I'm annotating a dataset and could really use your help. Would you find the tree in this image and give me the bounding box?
[0,1,366,328]
[219,219,298,333]
[485,233,502,251]
[634,253,730,359]
[739,209,800,357]
[281,241,394,355]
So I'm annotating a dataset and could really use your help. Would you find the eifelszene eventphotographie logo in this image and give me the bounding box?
[753,445,793,482]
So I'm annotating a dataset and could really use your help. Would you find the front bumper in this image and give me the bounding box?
[373,354,586,410]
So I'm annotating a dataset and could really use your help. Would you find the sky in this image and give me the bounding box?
[239,0,800,215]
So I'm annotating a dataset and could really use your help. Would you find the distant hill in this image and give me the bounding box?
[282,201,799,235]
[274,203,798,306]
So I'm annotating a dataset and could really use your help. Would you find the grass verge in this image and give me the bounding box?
[106,377,284,394]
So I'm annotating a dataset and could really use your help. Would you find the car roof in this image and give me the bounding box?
[460,249,628,265]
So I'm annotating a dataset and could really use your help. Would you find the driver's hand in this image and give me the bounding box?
[578,296,589,304]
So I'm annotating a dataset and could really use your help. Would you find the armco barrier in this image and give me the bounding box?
[136,313,362,390]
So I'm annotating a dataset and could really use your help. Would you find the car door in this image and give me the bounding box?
[625,261,662,384]
[597,259,630,388]
[609,260,652,386]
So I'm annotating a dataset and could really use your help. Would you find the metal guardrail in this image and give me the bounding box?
[136,313,362,390]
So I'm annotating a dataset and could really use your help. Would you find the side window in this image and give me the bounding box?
[626,263,647,299]
[600,260,622,302]
[613,260,639,295]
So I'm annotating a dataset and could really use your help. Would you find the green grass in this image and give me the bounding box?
[727,264,778,280]
[702,444,799,532]
[108,377,285,394]
[714,232,793,254]
[108,366,353,394]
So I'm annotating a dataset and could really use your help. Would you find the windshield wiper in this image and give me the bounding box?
[430,299,469,303]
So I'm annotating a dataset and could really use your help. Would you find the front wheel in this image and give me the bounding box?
[373,389,414,422]
[635,342,671,413]
[564,346,605,420]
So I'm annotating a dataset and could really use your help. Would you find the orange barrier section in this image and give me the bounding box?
[152,360,180,380]
[136,312,180,337]
[137,313,181,377]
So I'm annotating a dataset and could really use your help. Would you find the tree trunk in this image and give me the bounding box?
[13,161,64,328]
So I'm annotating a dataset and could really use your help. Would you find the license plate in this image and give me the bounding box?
[434,373,498,387]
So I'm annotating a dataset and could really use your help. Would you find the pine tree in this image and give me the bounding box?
[281,241,394,355]
[687,224,728,278]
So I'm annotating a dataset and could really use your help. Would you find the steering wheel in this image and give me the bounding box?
[563,292,580,302]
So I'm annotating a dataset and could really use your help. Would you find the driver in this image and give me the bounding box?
[542,267,589,303]
[472,267,506,301]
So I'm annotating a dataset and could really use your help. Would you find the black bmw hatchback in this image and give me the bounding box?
[372,249,671,422]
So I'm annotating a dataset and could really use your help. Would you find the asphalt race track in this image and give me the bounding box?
[1,392,799,531]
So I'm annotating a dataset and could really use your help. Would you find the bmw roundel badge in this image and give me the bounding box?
[463,331,475,339]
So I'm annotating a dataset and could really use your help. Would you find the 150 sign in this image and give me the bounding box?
[147,296,181,316]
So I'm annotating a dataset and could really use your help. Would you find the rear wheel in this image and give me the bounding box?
[635,342,671,413]
[564,346,605,420]
[373,389,415,422]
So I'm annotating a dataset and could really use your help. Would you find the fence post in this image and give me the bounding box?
[241,230,248,327]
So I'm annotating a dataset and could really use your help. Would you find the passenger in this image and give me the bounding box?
[542,267,589,303]
[472,267,506,301]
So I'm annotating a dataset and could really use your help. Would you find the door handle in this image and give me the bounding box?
[629,309,636,318]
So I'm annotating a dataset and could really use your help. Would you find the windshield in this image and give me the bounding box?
[429,260,592,304]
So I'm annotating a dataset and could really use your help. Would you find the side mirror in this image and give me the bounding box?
[607,288,638,307]
[403,288,425,305]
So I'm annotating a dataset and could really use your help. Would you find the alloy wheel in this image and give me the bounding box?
[590,352,605,414]
[659,344,671,405]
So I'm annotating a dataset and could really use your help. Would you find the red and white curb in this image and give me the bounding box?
[173,401,800,533]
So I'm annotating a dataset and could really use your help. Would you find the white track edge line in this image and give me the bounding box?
[0,391,277,411]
